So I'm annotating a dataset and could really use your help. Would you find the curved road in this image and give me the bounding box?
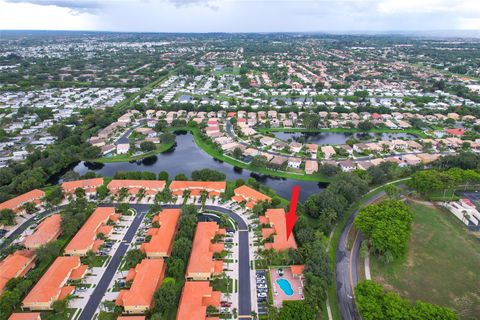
[335,191,386,320]
[78,203,251,320]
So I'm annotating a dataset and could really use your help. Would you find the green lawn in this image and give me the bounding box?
[91,142,175,163]
[370,202,480,319]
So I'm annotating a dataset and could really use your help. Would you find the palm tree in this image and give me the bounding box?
[118,187,129,201]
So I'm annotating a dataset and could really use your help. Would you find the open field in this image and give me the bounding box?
[371,202,480,319]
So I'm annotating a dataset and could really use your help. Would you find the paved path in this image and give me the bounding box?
[335,192,384,320]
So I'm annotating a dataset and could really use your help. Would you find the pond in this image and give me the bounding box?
[73,132,325,202]
[269,131,417,145]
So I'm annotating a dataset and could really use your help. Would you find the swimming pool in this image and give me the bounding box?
[276,278,294,296]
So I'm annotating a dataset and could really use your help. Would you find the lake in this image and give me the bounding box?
[73,132,325,202]
[269,131,416,145]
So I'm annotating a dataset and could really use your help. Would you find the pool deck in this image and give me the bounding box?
[269,267,304,307]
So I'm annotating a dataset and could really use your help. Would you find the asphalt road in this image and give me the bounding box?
[78,203,252,318]
[336,192,385,320]
[78,204,148,320]
[179,204,252,316]
[0,205,67,253]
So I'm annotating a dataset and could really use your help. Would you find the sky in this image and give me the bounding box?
[0,0,480,33]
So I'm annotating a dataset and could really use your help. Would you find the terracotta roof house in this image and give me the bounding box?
[0,250,36,295]
[232,185,271,209]
[259,209,297,251]
[22,256,87,311]
[169,181,226,198]
[116,259,166,314]
[23,214,62,249]
[61,178,104,195]
[107,180,166,197]
[8,313,41,320]
[417,153,440,164]
[445,128,465,136]
[269,155,288,167]
[290,265,305,278]
[0,189,45,214]
[177,281,221,320]
[141,209,180,258]
[321,145,336,159]
[64,207,118,256]
[186,222,225,280]
[305,160,318,174]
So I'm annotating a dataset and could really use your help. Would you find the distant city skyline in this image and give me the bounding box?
[0,0,480,33]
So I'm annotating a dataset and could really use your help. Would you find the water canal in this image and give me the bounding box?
[73,132,325,201]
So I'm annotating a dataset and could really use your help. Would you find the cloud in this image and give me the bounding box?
[4,0,102,13]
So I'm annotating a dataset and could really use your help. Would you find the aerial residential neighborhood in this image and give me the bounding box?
[1,2,480,320]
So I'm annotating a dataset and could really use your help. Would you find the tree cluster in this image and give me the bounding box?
[355,200,413,263]
[355,280,457,320]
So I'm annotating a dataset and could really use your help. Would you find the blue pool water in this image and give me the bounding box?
[276,278,294,296]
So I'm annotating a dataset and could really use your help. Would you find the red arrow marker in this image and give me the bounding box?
[285,185,300,239]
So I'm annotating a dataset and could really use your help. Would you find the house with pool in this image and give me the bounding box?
[269,264,305,307]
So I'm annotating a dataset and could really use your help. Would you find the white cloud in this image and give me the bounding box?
[0,0,95,30]
[0,0,479,32]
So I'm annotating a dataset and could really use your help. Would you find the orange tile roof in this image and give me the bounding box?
[61,178,104,194]
[8,313,41,320]
[64,207,117,255]
[116,259,165,310]
[107,180,166,194]
[23,214,62,249]
[0,250,36,294]
[233,185,271,206]
[177,281,221,320]
[141,209,180,258]
[169,181,226,194]
[186,222,224,278]
[22,256,85,308]
[261,208,297,251]
[290,265,305,275]
[0,189,45,213]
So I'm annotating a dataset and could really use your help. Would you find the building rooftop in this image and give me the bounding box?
[8,313,41,320]
[169,181,226,197]
[186,222,225,278]
[141,209,180,258]
[259,208,297,251]
[0,189,45,212]
[61,178,104,194]
[177,281,221,320]
[23,214,62,249]
[64,207,117,255]
[107,179,166,195]
[116,259,165,311]
[0,250,36,294]
[233,185,271,208]
[22,256,86,308]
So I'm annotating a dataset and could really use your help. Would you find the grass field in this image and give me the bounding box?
[370,202,480,319]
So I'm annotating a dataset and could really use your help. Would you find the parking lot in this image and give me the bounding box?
[256,270,268,315]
